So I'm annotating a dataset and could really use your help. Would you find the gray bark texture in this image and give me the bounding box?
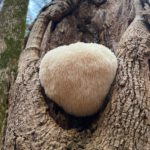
[2,0,150,149]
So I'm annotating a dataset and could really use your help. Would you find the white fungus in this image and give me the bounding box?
[39,42,118,117]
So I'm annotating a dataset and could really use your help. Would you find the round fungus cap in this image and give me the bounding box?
[39,42,117,117]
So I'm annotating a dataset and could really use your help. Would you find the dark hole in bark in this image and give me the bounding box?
[50,9,75,32]
[51,21,59,31]
[128,18,133,26]
[13,132,18,150]
[144,20,150,31]
[148,59,150,71]
[147,59,150,80]
[88,0,107,6]
[140,0,150,7]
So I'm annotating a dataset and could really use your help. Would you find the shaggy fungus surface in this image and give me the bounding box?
[39,42,117,117]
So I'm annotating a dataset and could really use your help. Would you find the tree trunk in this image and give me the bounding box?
[2,0,150,149]
[0,0,27,148]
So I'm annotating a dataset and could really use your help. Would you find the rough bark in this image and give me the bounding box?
[2,0,150,149]
[0,0,27,148]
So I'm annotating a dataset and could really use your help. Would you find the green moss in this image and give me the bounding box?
[0,80,8,135]
[0,37,22,69]
[0,0,28,144]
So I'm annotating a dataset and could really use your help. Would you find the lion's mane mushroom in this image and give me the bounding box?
[39,42,117,117]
